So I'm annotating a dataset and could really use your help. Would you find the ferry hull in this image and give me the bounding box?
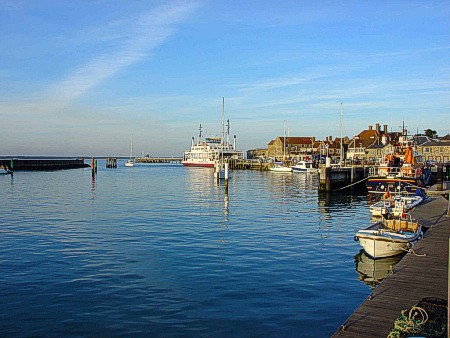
[181,161,215,168]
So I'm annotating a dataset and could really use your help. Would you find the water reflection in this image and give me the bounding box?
[354,249,404,289]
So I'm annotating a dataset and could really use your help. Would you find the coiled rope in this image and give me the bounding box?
[388,306,429,338]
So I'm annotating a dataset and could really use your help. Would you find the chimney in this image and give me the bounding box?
[191,136,194,147]
[312,137,315,142]
[369,125,373,131]
[383,124,388,133]
[233,135,236,150]
[329,136,332,143]
[375,123,380,133]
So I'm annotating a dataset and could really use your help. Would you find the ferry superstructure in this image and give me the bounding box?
[182,124,244,168]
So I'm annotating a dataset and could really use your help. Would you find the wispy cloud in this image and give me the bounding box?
[47,1,200,105]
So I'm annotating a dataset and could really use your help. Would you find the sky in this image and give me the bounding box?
[1,0,449,156]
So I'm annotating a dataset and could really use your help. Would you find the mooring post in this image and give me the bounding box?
[325,157,331,192]
[437,163,443,191]
[91,157,95,176]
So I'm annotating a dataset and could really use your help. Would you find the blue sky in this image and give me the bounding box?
[1,0,449,156]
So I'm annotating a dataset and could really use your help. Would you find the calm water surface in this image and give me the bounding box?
[1,162,382,337]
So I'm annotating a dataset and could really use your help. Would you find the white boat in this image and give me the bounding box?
[269,163,293,173]
[182,115,244,168]
[369,193,425,217]
[125,134,134,167]
[291,160,319,174]
[355,214,422,259]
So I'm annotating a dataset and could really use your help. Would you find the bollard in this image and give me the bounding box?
[437,163,443,191]
[224,163,229,180]
[325,157,332,192]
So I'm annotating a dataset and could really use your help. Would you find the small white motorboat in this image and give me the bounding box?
[355,214,422,259]
[269,164,292,173]
[291,160,319,174]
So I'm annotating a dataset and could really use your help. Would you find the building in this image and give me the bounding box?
[319,136,349,162]
[267,136,317,160]
[416,137,450,163]
[347,123,390,161]
[247,148,268,160]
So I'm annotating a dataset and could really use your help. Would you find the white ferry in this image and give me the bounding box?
[182,124,244,168]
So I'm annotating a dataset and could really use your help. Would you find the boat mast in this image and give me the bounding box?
[130,134,133,160]
[221,98,225,164]
[283,120,286,163]
[340,102,343,166]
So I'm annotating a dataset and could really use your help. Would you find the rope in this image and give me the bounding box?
[333,176,369,191]
[388,306,429,338]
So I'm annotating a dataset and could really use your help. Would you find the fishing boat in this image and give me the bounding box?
[182,120,244,168]
[367,126,425,195]
[125,134,134,167]
[291,160,319,174]
[355,214,422,259]
[369,190,426,217]
[0,169,13,175]
[269,121,292,173]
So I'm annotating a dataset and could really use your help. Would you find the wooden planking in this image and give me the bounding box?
[333,196,450,337]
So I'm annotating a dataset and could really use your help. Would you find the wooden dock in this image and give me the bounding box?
[333,196,449,337]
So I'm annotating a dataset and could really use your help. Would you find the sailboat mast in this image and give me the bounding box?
[130,134,133,159]
[283,120,286,162]
[340,102,343,165]
[221,98,225,162]
[222,97,225,146]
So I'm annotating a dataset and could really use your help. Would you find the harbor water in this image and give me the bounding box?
[0,162,388,337]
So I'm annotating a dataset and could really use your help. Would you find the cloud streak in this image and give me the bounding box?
[48,1,200,105]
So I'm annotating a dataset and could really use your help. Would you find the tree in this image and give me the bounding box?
[424,129,437,138]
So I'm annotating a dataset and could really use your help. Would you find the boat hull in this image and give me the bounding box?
[366,177,419,195]
[357,236,411,258]
[269,166,292,173]
[182,161,215,168]
[356,225,422,258]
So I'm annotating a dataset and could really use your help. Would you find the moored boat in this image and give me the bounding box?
[355,214,422,259]
[367,128,425,195]
[269,163,293,173]
[369,190,426,218]
[291,160,319,174]
[125,134,134,167]
[182,108,244,169]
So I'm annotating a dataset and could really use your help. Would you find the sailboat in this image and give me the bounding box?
[125,134,134,167]
[270,121,292,173]
[214,98,231,179]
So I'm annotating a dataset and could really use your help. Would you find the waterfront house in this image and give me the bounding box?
[267,136,318,160]
[319,136,349,162]
[415,136,450,163]
[347,123,390,161]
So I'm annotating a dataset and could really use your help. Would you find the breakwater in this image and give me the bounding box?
[0,158,90,171]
